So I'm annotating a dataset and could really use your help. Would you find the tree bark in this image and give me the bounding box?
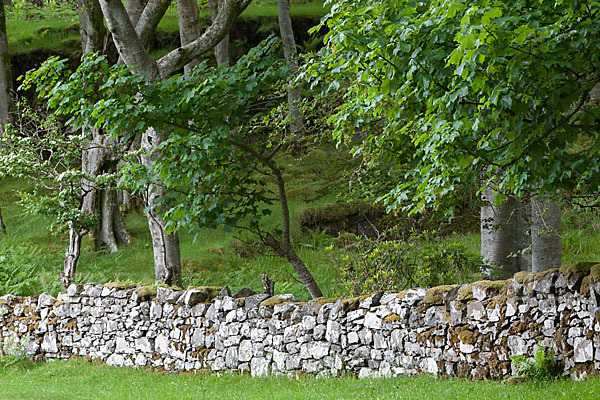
[0,208,5,234]
[272,163,322,298]
[141,127,182,286]
[480,187,520,279]
[178,0,202,72]
[0,0,10,234]
[125,0,148,26]
[208,0,230,67]
[78,0,106,54]
[277,0,305,142]
[515,198,532,271]
[531,196,562,272]
[61,226,84,288]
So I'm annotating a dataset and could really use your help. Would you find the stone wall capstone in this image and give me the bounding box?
[2,263,600,379]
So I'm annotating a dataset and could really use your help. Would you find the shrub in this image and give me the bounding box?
[333,229,482,296]
[510,345,561,381]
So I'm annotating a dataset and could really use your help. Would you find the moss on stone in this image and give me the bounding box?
[457,285,473,301]
[315,297,340,305]
[396,290,408,300]
[134,286,157,301]
[560,262,598,280]
[422,285,457,305]
[514,271,535,285]
[187,286,223,302]
[64,319,78,330]
[456,326,477,344]
[260,297,288,307]
[383,313,402,323]
[488,293,507,309]
[473,279,506,294]
[104,282,137,290]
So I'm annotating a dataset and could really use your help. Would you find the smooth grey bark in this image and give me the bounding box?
[125,0,148,26]
[208,0,230,67]
[178,0,202,72]
[61,226,84,288]
[80,129,132,252]
[277,0,305,142]
[136,0,171,50]
[78,0,106,54]
[97,0,253,286]
[515,198,532,271]
[531,196,562,272]
[481,187,520,279]
[141,128,181,286]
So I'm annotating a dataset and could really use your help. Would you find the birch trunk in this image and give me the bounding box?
[208,0,230,67]
[278,0,305,142]
[531,196,562,272]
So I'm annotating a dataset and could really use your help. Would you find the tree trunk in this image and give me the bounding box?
[78,0,106,54]
[178,0,202,72]
[61,226,84,288]
[0,208,5,234]
[515,198,532,271]
[272,162,322,298]
[208,0,230,67]
[125,0,148,26]
[141,127,182,287]
[531,196,562,272]
[97,0,252,285]
[277,0,305,142]
[480,187,520,279]
[0,0,10,234]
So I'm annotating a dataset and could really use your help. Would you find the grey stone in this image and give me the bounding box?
[41,332,58,353]
[251,357,270,377]
[574,338,593,362]
[245,294,270,309]
[325,320,341,343]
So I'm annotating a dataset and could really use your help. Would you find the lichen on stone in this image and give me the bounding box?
[104,282,137,290]
[422,285,457,305]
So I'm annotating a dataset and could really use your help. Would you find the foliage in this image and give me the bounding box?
[307,0,600,212]
[23,38,289,236]
[0,102,104,236]
[510,345,561,381]
[7,0,78,21]
[333,229,482,295]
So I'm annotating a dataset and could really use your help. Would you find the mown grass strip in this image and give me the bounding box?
[0,359,599,400]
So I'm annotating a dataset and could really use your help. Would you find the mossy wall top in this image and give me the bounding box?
[2,263,600,379]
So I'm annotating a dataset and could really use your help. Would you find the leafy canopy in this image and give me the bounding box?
[308,0,600,211]
[24,37,291,235]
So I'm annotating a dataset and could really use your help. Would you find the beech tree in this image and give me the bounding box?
[28,38,324,298]
[309,0,600,276]
[79,0,254,285]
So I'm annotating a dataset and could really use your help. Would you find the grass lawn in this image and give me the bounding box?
[0,359,599,400]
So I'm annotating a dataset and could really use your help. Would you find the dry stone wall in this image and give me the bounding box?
[2,263,600,379]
